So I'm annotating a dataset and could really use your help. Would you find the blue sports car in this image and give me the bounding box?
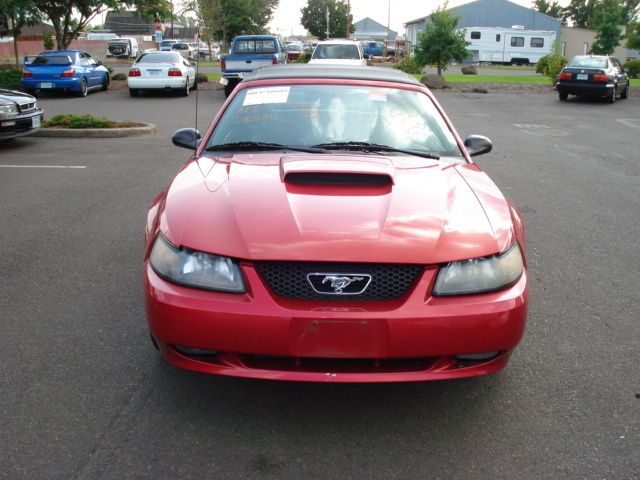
[22,50,109,97]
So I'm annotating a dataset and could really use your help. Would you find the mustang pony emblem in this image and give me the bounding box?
[306,273,373,295]
[322,275,365,294]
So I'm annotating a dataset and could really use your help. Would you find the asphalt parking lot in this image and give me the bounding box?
[1,87,639,479]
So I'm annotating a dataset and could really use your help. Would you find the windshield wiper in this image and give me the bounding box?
[310,141,440,160]
[205,142,324,154]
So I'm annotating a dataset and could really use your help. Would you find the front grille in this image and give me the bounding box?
[19,102,36,112]
[255,261,423,301]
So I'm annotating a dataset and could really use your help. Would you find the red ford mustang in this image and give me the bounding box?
[144,65,528,382]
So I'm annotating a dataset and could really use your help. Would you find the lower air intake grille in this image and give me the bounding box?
[255,262,422,301]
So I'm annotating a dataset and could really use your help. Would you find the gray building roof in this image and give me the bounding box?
[105,11,154,36]
[405,0,561,45]
[352,17,397,40]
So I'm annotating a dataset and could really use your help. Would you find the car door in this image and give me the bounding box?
[78,53,98,87]
[184,58,195,86]
[611,57,628,93]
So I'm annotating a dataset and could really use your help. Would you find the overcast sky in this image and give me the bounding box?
[269,0,570,37]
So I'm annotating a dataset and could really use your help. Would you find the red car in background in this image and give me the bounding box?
[144,65,529,382]
[285,43,303,61]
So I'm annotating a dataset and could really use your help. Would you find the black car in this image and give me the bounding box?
[0,89,44,141]
[557,55,630,103]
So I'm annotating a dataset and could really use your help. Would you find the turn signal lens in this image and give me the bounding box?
[61,68,75,77]
[558,72,572,81]
[220,59,226,70]
[592,74,608,82]
[22,70,32,78]
[168,68,182,77]
[128,68,141,77]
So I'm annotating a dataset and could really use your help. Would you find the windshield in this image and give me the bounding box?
[161,41,176,47]
[568,56,608,69]
[172,44,188,50]
[136,52,180,64]
[286,44,302,52]
[32,55,72,65]
[313,44,360,60]
[207,84,460,157]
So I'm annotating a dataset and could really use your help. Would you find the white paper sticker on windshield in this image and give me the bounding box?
[243,86,290,106]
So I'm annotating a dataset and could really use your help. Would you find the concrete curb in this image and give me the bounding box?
[32,122,156,138]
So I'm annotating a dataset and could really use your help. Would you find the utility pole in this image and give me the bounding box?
[346,0,350,38]
[326,6,330,39]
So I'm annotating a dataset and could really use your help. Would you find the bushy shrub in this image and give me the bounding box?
[393,55,423,74]
[623,59,640,78]
[105,65,114,75]
[294,53,310,63]
[196,72,208,83]
[536,55,550,74]
[538,54,567,83]
[45,114,117,129]
[111,73,127,81]
[0,69,22,90]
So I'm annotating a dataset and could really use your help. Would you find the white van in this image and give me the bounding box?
[106,37,140,58]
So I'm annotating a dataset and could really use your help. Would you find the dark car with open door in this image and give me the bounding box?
[557,55,629,103]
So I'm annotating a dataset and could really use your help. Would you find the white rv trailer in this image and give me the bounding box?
[461,27,556,65]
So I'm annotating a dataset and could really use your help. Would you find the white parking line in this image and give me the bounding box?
[0,165,87,169]
[616,119,640,130]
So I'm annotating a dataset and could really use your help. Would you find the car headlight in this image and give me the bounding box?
[433,243,524,296]
[149,234,245,293]
[0,104,18,115]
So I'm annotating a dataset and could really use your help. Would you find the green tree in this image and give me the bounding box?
[562,0,598,28]
[183,0,278,46]
[29,0,171,49]
[627,20,640,49]
[0,0,41,68]
[533,0,564,20]
[621,0,640,25]
[301,0,353,40]
[590,0,624,54]
[413,4,469,76]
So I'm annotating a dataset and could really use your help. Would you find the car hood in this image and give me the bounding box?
[159,153,515,264]
[0,89,35,103]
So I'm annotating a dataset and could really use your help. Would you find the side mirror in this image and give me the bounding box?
[463,135,493,157]
[96,60,103,66]
[172,128,201,150]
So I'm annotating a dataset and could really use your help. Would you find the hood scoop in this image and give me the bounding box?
[280,155,395,186]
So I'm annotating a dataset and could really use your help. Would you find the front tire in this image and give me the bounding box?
[101,74,109,91]
[78,78,88,97]
[608,86,616,104]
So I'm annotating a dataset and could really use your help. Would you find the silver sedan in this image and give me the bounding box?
[127,51,196,97]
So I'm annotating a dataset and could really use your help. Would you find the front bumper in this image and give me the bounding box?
[127,77,187,90]
[145,262,528,382]
[0,109,44,140]
[557,81,614,97]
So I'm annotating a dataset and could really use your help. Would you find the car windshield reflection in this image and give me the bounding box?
[208,84,460,158]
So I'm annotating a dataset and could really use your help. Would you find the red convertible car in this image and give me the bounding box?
[144,65,528,382]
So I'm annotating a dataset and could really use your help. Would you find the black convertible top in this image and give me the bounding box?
[242,64,423,86]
